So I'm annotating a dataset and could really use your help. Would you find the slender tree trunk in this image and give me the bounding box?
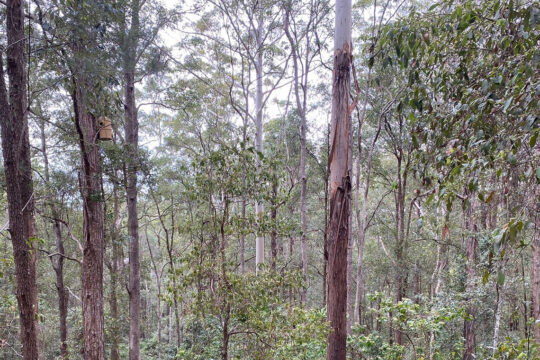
[492,277,503,353]
[323,125,330,309]
[144,222,162,358]
[123,0,141,354]
[394,151,407,346]
[109,261,120,360]
[54,220,69,359]
[240,197,246,274]
[270,181,278,271]
[463,195,477,360]
[107,185,122,360]
[327,1,352,358]
[41,120,69,359]
[0,1,39,358]
[254,13,265,272]
[533,221,540,343]
[284,9,310,301]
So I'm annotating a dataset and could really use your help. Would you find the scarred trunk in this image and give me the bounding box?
[0,1,40,358]
[327,1,352,357]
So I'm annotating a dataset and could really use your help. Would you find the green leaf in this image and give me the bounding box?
[530,131,538,147]
[482,271,489,285]
[497,271,505,285]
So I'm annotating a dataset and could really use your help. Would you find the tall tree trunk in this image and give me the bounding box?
[109,260,120,360]
[72,73,105,360]
[106,184,123,360]
[327,0,352,358]
[533,218,540,343]
[284,7,310,301]
[394,149,407,346]
[254,13,265,273]
[323,125,330,309]
[270,181,278,271]
[463,195,477,360]
[0,1,40,358]
[123,0,141,355]
[40,119,69,359]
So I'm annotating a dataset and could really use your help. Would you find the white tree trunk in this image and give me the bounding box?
[255,14,265,273]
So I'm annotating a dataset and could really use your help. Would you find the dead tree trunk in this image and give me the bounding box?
[326,0,352,358]
[0,1,39,358]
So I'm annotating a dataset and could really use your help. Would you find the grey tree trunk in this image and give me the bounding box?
[327,0,352,358]
[40,119,69,359]
[123,1,142,357]
[254,12,265,272]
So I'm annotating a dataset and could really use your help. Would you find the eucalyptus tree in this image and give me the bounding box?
[33,0,117,357]
[205,0,290,272]
[284,0,330,304]
[327,0,352,358]
[118,0,168,357]
[0,0,39,358]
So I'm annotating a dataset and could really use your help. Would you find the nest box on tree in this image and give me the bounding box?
[98,116,113,141]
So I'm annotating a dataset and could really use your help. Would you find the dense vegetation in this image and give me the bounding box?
[0,0,538,359]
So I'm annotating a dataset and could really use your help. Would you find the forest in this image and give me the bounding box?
[0,0,539,359]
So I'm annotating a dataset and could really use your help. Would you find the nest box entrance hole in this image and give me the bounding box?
[98,116,113,141]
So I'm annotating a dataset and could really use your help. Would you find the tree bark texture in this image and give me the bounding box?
[327,1,352,357]
[124,3,141,354]
[0,1,40,358]
[72,74,106,360]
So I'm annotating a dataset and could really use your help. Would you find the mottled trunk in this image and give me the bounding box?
[327,1,352,358]
[0,1,39,358]
[492,280,503,353]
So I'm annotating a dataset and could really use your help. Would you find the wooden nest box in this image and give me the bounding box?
[98,116,113,141]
